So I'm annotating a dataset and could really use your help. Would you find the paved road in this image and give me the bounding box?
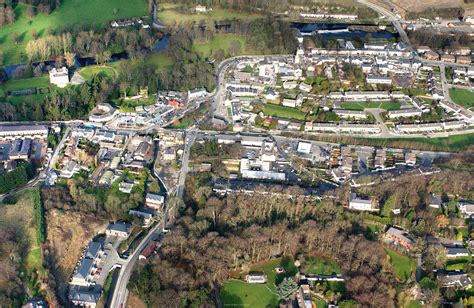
[109,127,197,308]
[0,127,71,202]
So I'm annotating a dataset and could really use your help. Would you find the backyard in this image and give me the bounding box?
[449,88,474,108]
[340,101,402,110]
[220,257,297,307]
[300,256,341,275]
[263,103,307,121]
[385,248,416,281]
[78,65,117,81]
[0,0,148,65]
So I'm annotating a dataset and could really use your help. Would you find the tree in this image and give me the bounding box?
[435,215,449,229]
[12,31,20,45]
[5,6,15,24]
[228,40,241,57]
[26,5,36,19]
[64,52,76,67]
[424,245,447,273]
[275,277,298,300]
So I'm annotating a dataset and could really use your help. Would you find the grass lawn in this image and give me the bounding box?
[405,300,423,308]
[449,88,474,108]
[341,101,401,110]
[157,5,263,26]
[385,248,416,281]
[221,280,278,308]
[0,75,57,106]
[221,257,297,307]
[78,65,117,81]
[111,52,174,72]
[0,0,148,65]
[263,103,307,121]
[194,33,250,58]
[25,248,42,270]
[301,256,341,275]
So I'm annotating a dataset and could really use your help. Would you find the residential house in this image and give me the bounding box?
[105,222,131,237]
[195,5,207,12]
[437,271,472,290]
[296,284,312,308]
[428,193,442,209]
[366,75,392,85]
[139,241,158,261]
[0,125,48,141]
[163,147,176,160]
[187,88,208,101]
[118,182,133,194]
[245,272,267,284]
[382,226,414,251]
[388,109,422,118]
[49,67,69,88]
[60,161,80,178]
[349,193,378,212]
[145,193,165,211]
[445,246,469,259]
[440,54,456,63]
[334,109,367,119]
[458,201,474,218]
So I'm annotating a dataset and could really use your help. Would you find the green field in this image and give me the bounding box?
[221,257,297,307]
[301,256,341,275]
[221,280,278,308]
[194,33,249,58]
[449,88,474,108]
[385,249,416,281]
[0,0,147,65]
[111,52,174,72]
[341,101,401,110]
[263,103,307,121]
[79,65,117,81]
[157,5,263,26]
[0,76,49,96]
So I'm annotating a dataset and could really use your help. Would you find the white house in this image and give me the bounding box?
[145,193,165,210]
[195,5,207,12]
[349,193,378,212]
[49,67,69,88]
[458,201,474,218]
[187,88,207,101]
[245,272,267,284]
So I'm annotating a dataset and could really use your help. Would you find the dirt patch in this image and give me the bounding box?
[127,292,147,308]
[46,209,107,299]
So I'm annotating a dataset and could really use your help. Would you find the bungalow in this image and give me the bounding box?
[334,109,367,119]
[105,222,131,238]
[245,272,267,284]
[387,109,422,119]
[382,226,414,251]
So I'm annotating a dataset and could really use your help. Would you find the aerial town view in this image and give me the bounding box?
[1,0,474,307]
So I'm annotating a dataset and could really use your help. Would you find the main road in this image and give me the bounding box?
[108,127,197,308]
